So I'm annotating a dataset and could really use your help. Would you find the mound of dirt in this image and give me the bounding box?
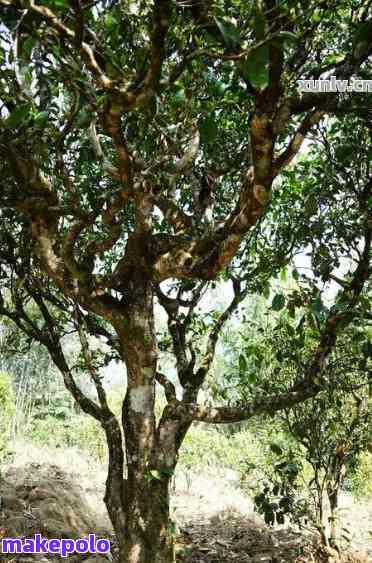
[0,462,111,561]
[176,509,371,563]
[172,470,371,563]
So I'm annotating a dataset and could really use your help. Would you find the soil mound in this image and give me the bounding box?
[0,462,111,562]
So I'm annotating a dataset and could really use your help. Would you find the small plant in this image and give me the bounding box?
[254,444,310,526]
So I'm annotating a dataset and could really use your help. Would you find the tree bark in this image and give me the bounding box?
[108,257,176,563]
[118,476,175,563]
[326,459,345,554]
[327,485,340,553]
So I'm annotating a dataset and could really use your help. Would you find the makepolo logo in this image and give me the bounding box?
[0,533,110,558]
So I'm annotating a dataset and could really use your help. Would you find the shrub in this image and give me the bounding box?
[0,370,15,461]
[179,424,266,485]
[350,452,372,498]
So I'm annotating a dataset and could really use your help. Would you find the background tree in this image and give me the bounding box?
[284,382,371,555]
[0,1,371,562]
[0,370,15,466]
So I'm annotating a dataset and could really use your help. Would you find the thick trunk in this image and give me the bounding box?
[110,245,177,562]
[118,476,175,563]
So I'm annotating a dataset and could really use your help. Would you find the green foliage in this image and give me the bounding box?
[271,293,286,312]
[0,370,15,458]
[179,424,265,483]
[25,387,124,461]
[254,451,309,526]
[243,45,269,89]
[350,452,372,498]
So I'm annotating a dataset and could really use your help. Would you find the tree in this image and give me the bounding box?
[285,385,371,555]
[0,1,371,561]
[261,322,372,555]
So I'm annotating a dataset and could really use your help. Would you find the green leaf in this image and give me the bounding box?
[253,11,266,40]
[335,144,353,162]
[214,17,240,46]
[105,13,117,30]
[280,268,287,283]
[277,31,297,44]
[248,370,258,385]
[208,79,228,97]
[173,87,186,105]
[271,293,285,311]
[49,0,68,8]
[361,341,372,358]
[243,45,269,89]
[149,470,162,481]
[33,111,49,128]
[239,353,247,373]
[304,196,318,217]
[159,467,174,477]
[328,421,338,435]
[75,109,92,129]
[4,103,32,129]
[269,443,283,456]
[263,284,270,299]
[311,295,323,314]
[22,36,38,58]
[200,116,218,144]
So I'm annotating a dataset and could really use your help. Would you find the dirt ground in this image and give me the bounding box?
[172,468,372,563]
[0,442,371,563]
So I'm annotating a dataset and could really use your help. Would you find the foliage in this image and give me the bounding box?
[0,325,73,434]
[179,424,265,480]
[24,386,125,461]
[350,452,372,498]
[0,370,15,462]
[254,444,309,526]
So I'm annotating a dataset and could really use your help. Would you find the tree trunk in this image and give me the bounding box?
[110,242,177,562]
[313,470,329,547]
[325,453,346,556]
[327,485,339,552]
[118,476,175,563]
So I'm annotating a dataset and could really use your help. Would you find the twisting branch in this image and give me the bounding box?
[132,0,172,98]
[89,120,121,182]
[170,216,371,424]
[273,110,325,173]
[13,0,113,88]
[0,264,126,534]
[75,305,110,411]
[12,9,33,99]
[194,277,248,385]
[61,215,97,281]
[165,388,320,424]
[155,195,193,234]
[0,281,104,420]
[156,281,206,395]
[155,372,177,403]
[156,286,191,386]
[70,0,84,49]
[171,125,200,174]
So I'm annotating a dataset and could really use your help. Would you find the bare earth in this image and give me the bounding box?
[0,442,371,563]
